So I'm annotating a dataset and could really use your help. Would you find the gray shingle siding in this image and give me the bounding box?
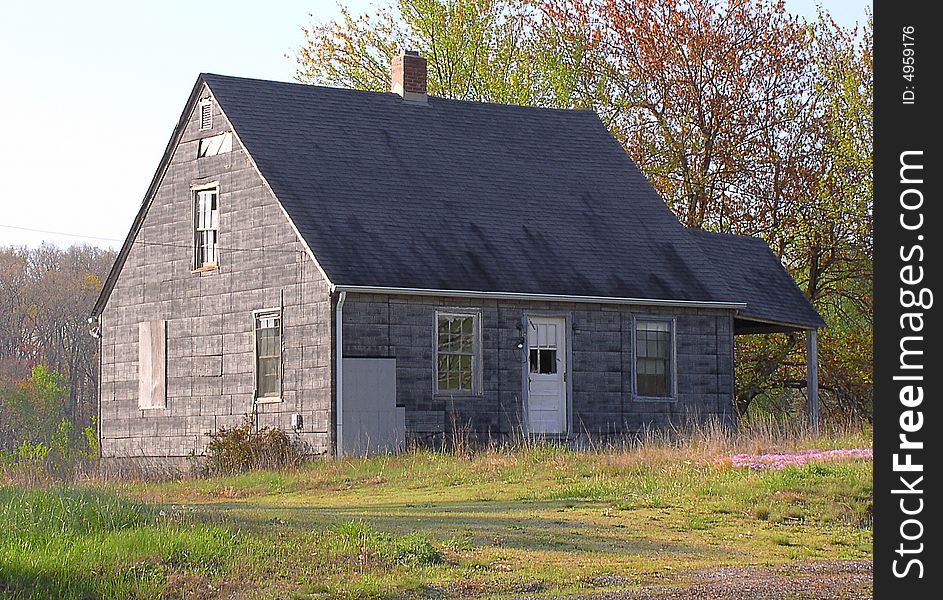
[99,84,333,462]
[342,293,735,443]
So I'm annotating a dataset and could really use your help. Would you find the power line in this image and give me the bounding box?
[0,223,305,255]
[0,223,124,244]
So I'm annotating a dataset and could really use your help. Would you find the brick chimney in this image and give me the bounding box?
[391,51,427,103]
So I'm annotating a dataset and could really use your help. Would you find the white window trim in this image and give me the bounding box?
[191,184,220,271]
[253,307,283,403]
[433,308,482,396]
[630,315,678,402]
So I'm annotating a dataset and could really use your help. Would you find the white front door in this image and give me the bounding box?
[526,316,567,435]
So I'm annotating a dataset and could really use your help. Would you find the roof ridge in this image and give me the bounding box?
[200,72,597,115]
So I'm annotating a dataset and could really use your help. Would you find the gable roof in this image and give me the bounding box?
[689,230,826,330]
[93,73,823,331]
[200,73,740,305]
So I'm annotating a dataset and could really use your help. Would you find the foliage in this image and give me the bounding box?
[0,366,99,481]
[0,364,69,446]
[0,244,114,441]
[201,417,308,476]
[297,0,873,422]
[545,0,812,230]
[297,0,596,107]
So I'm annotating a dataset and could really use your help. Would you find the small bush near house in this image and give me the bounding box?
[201,418,307,476]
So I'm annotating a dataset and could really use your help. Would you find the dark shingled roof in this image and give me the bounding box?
[91,73,824,331]
[202,73,739,304]
[689,230,825,329]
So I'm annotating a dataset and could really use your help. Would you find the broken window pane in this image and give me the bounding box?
[538,349,557,374]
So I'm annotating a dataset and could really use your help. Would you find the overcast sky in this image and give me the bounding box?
[0,0,870,249]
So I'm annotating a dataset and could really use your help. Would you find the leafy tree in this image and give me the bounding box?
[297,0,596,107]
[544,0,812,231]
[297,0,872,422]
[733,11,872,421]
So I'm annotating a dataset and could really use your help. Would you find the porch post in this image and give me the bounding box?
[805,328,819,434]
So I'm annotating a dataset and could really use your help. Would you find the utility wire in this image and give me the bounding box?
[1,223,124,244]
[0,223,305,255]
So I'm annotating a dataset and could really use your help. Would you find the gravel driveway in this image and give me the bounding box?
[597,560,872,599]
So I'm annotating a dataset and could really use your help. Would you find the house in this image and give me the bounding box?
[91,52,824,465]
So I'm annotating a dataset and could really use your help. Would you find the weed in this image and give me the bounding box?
[331,520,441,567]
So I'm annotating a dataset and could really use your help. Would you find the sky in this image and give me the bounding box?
[0,0,870,249]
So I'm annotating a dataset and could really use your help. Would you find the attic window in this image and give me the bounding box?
[198,132,232,157]
[198,101,212,130]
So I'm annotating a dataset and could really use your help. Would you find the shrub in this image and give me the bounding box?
[1,418,100,483]
[202,417,307,476]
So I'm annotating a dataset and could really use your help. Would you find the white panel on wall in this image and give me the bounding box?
[138,320,167,410]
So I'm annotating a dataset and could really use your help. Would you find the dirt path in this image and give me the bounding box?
[598,560,872,599]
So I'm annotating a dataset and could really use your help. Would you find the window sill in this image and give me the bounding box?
[254,396,282,405]
[632,395,677,403]
[434,391,483,399]
[192,264,218,274]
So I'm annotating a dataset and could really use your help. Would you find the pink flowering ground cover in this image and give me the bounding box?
[726,448,873,470]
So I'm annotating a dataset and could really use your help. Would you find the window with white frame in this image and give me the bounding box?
[193,188,219,269]
[635,319,673,398]
[435,312,479,393]
[255,311,282,400]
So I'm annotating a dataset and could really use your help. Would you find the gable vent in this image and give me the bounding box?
[199,101,213,130]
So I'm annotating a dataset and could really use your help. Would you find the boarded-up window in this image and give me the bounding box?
[635,319,673,398]
[138,320,167,410]
[255,311,282,400]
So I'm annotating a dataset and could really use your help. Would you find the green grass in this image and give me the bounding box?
[1,429,873,598]
[0,487,245,599]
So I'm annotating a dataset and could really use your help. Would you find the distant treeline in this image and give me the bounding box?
[0,245,115,450]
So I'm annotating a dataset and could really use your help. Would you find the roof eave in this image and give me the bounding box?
[734,314,826,334]
[331,284,747,310]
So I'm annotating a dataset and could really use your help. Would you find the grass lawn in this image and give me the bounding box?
[1,430,872,598]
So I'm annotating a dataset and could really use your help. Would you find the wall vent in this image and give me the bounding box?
[199,101,212,130]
